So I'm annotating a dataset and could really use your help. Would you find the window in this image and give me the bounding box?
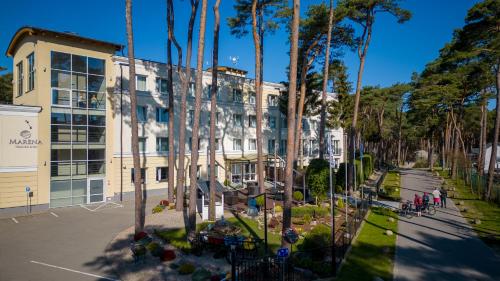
[233,138,242,151]
[268,139,276,153]
[27,53,35,91]
[244,163,256,181]
[208,164,219,179]
[281,116,288,129]
[51,52,71,71]
[131,168,146,184]
[88,57,105,75]
[156,107,169,123]
[268,116,276,129]
[137,106,147,122]
[156,167,168,182]
[248,92,256,104]
[188,82,195,97]
[156,78,168,95]
[233,89,243,103]
[156,137,168,152]
[268,95,278,107]
[248,139,257,150]
[136,75,147,91]
[16,61,23,96]
[138,137,147,152]
[231,164,242,183]
[188,110,194,125]
[205,84,212,99]
[280,140,287,155]
[233,114,242,126]
[249,115,256,128]
[188,165,201,179]
[215,138,221,151]
[216,112,221,124]
[188,137,201,151]
[52,89,71,106]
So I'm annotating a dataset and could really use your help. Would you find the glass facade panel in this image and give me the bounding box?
[88,58,105,75]
[72,55,87,73]
[72,73,87,91]
[51,70,71,88]
[88,75,105,92]
[51,52,71,70]
[52,89,71,106]
[50,51,106,206]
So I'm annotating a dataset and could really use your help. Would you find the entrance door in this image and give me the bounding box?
[88,178,105,203]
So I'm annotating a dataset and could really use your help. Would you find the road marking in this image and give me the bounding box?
[30,260,120,281]
[11,218,18,224]
[50,212,59,217]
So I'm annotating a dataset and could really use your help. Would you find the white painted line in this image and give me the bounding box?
[30,260,120,281]
[50,212,59,217]
[11,218,19,224]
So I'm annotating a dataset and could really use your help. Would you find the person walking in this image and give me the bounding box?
[414,193,423,217]
[440,187,447,208]
[432,187,441,207]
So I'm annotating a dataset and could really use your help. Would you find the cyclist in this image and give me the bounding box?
[422,192,430,213]
[414,194,423,217]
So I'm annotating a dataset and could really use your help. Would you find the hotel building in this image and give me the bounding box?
[0,27,344,215]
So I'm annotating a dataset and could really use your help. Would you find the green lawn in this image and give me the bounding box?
[437,169,500,253]
[379,170,401,201]
[336,207,398,281]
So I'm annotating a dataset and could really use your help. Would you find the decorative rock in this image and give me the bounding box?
[388,217,395,223]
[385,230,393,236]
[473,219,481,225]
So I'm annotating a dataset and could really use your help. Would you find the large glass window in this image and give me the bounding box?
[50,51,107,207]
[233,89,243,103]
[248,139,256,150]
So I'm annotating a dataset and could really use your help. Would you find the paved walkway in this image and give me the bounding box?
[394,169,500,281]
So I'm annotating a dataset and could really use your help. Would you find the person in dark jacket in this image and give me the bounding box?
[440,187,448,208]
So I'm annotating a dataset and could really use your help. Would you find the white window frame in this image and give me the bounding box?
[233,114,242,126]
[138,137,147,152]
[156,167,168,182]
[136,75,147,91]
[249,92,256,104]
[17,61,23,96]
[156,137,168,152]
[268,95,278,107]
[248,139,257,151]
[233,138,242,151]
[27,52,35,92]
[156,77,168,95]
[156,107,168,123]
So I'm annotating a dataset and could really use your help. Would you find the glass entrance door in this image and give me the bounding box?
[88,178,104,203]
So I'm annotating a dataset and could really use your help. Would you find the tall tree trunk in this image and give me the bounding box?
[125,0,143,234]
[282,0,300,250]
[349,19,372,193]
[166,0,175,203]
[319,0,334,160]
[188,0,207,234]
[252,0,265,194]
[176,0,199,212]
[487,66,500,200]
[397,103,403,166]
[478,98,487,177]
[209,0,221,221]
[428,137,434,171]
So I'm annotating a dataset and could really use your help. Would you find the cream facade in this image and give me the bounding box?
[0,27,343,214]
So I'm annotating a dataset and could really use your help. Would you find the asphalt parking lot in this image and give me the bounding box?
[0,196,162,281]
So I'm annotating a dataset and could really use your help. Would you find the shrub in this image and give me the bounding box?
[274,205,283,213]
[134,231,148,242]
[293,191,304,202]
[152,205,164,214]
[291,205,329,218]
[303,214,312,225]
[337,197,344,209]
[292,217,305,225]
[178,263,196,275]
[307,159,330,202]
[146,242,161,256]
[255,196,265,207]
[335,163,347,188]
[299,224,332,260]
[161,249,176,261]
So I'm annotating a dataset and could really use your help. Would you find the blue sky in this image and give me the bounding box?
[0,0,481,88]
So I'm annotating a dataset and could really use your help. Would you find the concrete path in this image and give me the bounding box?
[394,169,500,281]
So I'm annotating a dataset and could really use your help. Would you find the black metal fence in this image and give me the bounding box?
[233,200,369,280]
[453,167,500,203]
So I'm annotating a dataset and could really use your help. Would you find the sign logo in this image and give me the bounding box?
[8,120,41,148]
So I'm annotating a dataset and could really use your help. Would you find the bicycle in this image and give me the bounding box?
[399,200,414,219]
[422,203,436,215]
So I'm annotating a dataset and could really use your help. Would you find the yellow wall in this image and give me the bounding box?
[0,172,38,208]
